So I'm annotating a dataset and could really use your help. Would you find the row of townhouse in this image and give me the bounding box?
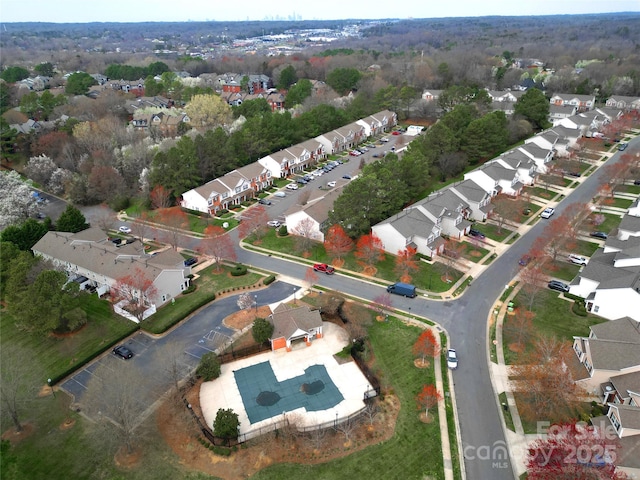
[32,227,192,320]
[180,110,397,214]
[219,90,286,112]
[569,197,640,322]
[572,318,640,476]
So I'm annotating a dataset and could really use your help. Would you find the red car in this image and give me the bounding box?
[313,263,335,274]
[391,131,401,135]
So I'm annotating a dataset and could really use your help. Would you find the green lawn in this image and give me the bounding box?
[252,316,445,480]
[619,184,640,195]
[460,241,490,263]
[249,230,463,293]
[473,222,514,242]
[547,259,582,282]
[595,196,635,209]
[527,186,561,200]
[1,295,137,382]
[503,289,606,364]
[573,239,601,257]
[584,211,623,234]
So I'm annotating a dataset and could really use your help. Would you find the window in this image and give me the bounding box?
[222,192,228,199]
[609,412,621,432]
[162,295,166,302]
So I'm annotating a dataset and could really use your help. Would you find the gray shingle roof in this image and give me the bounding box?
[270,305,322,340]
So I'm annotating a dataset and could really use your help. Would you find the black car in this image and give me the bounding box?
[342,175,352,180]
[113,345,133,360]
[634,180,640,186]
[468,228,485,239]
[258,198,272,205]
[548,280,570,293]
[590,231,608,240]
[184,257,198,267]
[296,178,308,184]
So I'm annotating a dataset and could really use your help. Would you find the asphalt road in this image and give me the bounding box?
[72,134,635,479]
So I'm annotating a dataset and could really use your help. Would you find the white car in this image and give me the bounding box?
[568,254,588,266]
[118,226,132,234]
[447,349,458,369]
[274,191,286,197]
[540,207,555,219]
[327,181,336,187]
[267,220,281,228]
[286,183,299,190]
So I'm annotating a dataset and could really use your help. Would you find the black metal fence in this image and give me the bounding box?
[218,342,270,364]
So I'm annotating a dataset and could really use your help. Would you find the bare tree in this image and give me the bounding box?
[237,292,254,311]
[152,341,191,404]
[130,211,152,244]
[82,361,151,456]
[293,217,317,253]
[335,415,359,444]
[363,400,379,426]
[93,208,118,235]
[0,345,39,433]
[308,426,328,451]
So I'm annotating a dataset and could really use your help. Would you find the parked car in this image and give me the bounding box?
[303,175,314,182]
[548,280,570,293]
[447,349,458,369]
[342,175,352,180]
[380,137,390,142]
[118,226,132,234]
[267,220,281,228]
[540,207,555,219]
[568,254,588,266]
[386,282,417,297]
[618,143,628,151]
[286,183,299,190]
[113,345,133,360]
[590,231,608,240]
[313,263,335,274]
[274,191,286,197]
[349,150,361,156]
[634,180,640,186]
[372,153,380,158]
[468,228,485,239]
[258,198,272,205]
[327,181,336,187]
[184,257,198,267]
[391,130,401,135]
[359,147,369,152]
[296,178,308,184]
[519,255,532,266]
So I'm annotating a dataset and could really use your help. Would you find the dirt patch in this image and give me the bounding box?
[59,418,76,431]
[508,343,525,353]
[223,306,273,331]
[1,423,35,444]
[418,412,435,424]
[469,250,483,258]
[361,266,377,276]
[413,358,430,369]
[332,258,345,268]
[156,385,401,479]
[114,446,143,468]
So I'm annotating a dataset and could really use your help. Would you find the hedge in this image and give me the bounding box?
[263,275,276,285]
[230,264,247,276]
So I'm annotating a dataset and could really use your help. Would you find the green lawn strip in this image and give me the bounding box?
[460,242,490,263]
[498,392,515,432]
[248,230,463,293]
[142,265,265,334]
[619,184,640,194]
[585,211,623,233]
[474,223,514,242]
[252,317,444,480]
[503,289,606,364]
[574,239,601,257]
[546,260,581,282]
[527,187,561,200]
[1,296,137,382]
[594,196,635,209]
[440,335,462,480]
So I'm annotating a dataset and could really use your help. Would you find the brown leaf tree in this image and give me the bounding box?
[149,185,173,210]
[112,267,158,322]
[324,224,354,262]
[159,207,188,250]
[354,233,385,270]
[238,205,268,240]
[198,225,236,272]
[412,329,440,365]
[416,384,442,419]
[394,246,419,283]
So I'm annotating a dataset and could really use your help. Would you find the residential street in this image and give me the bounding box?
[73,135,637,480]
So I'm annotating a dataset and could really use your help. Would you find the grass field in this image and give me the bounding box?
[251,317,444,480]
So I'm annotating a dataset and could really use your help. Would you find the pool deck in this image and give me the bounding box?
[200,322,370,439]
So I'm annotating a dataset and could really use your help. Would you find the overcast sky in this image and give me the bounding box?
[1,0,638,23]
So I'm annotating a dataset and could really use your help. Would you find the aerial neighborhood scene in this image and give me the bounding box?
[3,2,640,479]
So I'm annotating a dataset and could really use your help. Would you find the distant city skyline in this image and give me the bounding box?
[1,0,639,23]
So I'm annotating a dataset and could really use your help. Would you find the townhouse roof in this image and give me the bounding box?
[449,178,490,203]
[234,162,268,180]
[416,188,469,216]
[579,248,640,290]
[375,208,436,238]
[551,93,595,102]
[607,95,640,104]
[611,404,640,430]
[551,124,581,138]
[588,338,640,372]
[518,143,551,159]
[32,230,183,283]
[609,371,640,399]
[618,213,640,234]
[292,186,344,224]
[591,316,640,344]
[269,304,322,340]
[477,163,518,182]
[549,104,576,115]
[495,150,534,169]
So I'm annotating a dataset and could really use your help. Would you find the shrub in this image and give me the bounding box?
[183,284,197,294]
[196,352,221,381]
[252,317,274,344]
[263,275,276,285]
[230,264,247,276]
[278,225,288,236]
[108,195,131,212]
